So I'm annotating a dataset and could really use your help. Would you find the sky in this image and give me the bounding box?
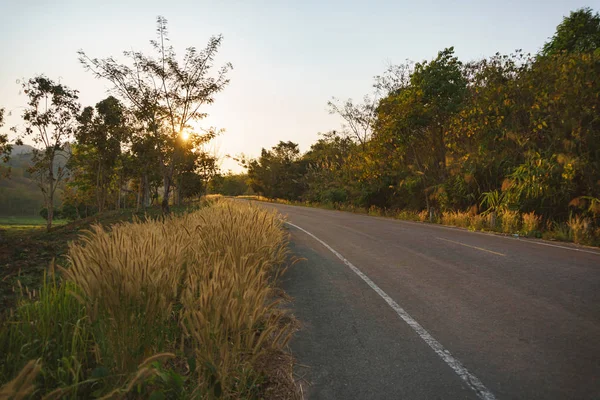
[0,0,588,172]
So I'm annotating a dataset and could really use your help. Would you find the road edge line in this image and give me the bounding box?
[286,221,497,400]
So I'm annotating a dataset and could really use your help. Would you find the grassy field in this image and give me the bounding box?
[0,200,299,399]
[0,215,68,225]
[0,216,69,238]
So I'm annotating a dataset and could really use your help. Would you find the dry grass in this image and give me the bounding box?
[2,200,299,399]
[395,210,421,221]
[441,211,471,228]
[469,214,486,231]
[501,210,521,233]
[522,212,542,235]
[0,359,41,400]
[567,215,592,244]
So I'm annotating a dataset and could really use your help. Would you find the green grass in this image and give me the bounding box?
[0,215,68,226]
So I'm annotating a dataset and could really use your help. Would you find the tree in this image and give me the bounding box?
[79,16,232,213]
[247,141,306,200]
[302,131,355,204]
[209,173,250,196]
[541,7,600,56]
[328,63,413,148]
[21,76,80,230]
[327,96,376,148]
[72,96,130,212]
[372,48,467,210]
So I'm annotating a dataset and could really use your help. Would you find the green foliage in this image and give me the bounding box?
[209,173,250,196]
[541,7,600,56]
[247,141,306,200]
[69,96,129,213]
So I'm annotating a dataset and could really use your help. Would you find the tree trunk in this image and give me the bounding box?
[143,173,150,207]
[176,173,182,206]
[136,176,142,211]
[162,174,171,214]
[96,163,103,213]
[46,159,54,232]
[162,163,175,214]
[116,174,122,210]
[425,189,431,220]
[437,126,447,180]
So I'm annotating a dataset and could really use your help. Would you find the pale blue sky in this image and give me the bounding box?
[0,0,588,172]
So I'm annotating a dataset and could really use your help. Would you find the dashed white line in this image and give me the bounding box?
[286,221,497,400]
[437,237,506,256]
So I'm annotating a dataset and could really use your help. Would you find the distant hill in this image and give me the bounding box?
[10,144,36,155]
[0,146,66,217]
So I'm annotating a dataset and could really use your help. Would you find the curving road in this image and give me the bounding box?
[255,202,600,400]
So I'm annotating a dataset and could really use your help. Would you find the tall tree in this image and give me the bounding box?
[79,16,232,213]
[541,7,600,56]
[21,76,80,230]
[373,48,467,210]
[72,96,130,212]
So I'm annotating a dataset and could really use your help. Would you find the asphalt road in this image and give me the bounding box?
[256,202,600,400]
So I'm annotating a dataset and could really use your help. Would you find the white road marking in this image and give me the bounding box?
[286,221,497,400]
[512,238,600,255]
[383,218,600,256]
[436,237,506,256]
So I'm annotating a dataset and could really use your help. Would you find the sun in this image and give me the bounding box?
[181,131,190,141]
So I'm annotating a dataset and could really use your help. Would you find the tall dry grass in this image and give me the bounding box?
[1,200,298,399]
[441,211,471,228]
[501,210,521,233]
[0,359,41,400]
[567,215,592,244]
[522,212,542,235]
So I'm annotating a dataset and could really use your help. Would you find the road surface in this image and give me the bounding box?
[255,202,600,400]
